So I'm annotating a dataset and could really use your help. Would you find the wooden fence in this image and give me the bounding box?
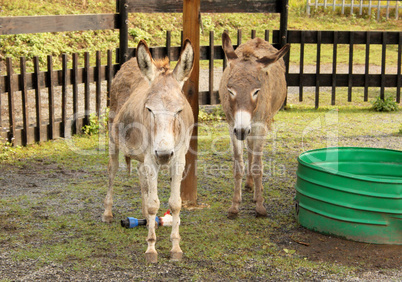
[0,0,289,146]
[1,28,401,146]
[0,1,401,146]
[306,0,401,20]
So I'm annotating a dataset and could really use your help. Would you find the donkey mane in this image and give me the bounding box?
[241,46,256,60]
[154,57,170,73]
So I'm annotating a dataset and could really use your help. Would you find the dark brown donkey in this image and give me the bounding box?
[219,31,290,218]
[103,40,195,263]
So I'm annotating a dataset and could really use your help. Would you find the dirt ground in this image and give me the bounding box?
[0,156,401,280]
[1,155,401,281]
[273,228,402,271]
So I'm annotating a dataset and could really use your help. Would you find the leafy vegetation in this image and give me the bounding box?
[371,95,400,112]
[0,141,21,161]
[82,108,109,135]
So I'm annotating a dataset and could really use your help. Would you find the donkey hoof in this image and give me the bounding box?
[255,207,268,218]
[145,252,158,264]
[244,184,254,193]
[227,211,239,219]
[171,251,183,261]
[102,214,114,223]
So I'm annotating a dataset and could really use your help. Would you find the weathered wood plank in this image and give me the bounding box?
[72,53,79,134]
[124,0,279,13]
[33,57,43,142]
[62,54,69,138]
[380,32,387,100]
[107,49,113,108]
[209,31,215,105]
[96,51,102,116]
[348,32,354,102]
[315,31,321,109]
[47,55,55,140]
[6,58,16,144]
[299,30,305,102]
[0,14,117,35]
[84,52,91,125]
[166,31,172,61]
[20,57,30,145]
[364,32,370,102]
[332,31,338,105]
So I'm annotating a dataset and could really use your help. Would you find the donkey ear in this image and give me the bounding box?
[136,40,157,83]
[222,31,238,61]
[256,44,290,71]
[173,39,194,88]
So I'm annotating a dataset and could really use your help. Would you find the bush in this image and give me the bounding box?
[82,108,109,135]
[371,96,399,112]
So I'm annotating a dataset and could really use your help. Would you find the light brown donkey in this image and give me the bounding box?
[102,40,195,263]
[219,32,290,218]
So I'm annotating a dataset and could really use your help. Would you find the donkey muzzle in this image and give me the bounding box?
[155,150,174,164]
[233,127,251,141]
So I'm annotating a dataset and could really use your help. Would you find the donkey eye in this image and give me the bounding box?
[252,89,260,97]
[228,88,236,97]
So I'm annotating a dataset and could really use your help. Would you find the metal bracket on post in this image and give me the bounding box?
[118,0,129,67]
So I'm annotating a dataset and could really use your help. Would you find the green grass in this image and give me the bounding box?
[0,105,400,279]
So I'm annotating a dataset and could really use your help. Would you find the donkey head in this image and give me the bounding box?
[137,39,194,165]
[222,32,289,140]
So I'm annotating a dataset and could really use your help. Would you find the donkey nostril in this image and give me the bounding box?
[234,128,237,134]
[170,151,174,157]
[247,128,251,135]
[155,150,158,157]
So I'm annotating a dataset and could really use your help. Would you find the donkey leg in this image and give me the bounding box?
[125,156,131,177]
[245,139,254,193]
[229,134,244,218]
[252,143,267,217]
[169,156,185,261]
[138,163,149,219]
[103,148,119,223]
[144,161,160,263]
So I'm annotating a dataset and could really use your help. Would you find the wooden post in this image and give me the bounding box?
[279,0,289,106]
[181,0,200,206]
[118,0,129,66]
[279,0,289,48]
[6,58,16,145]
[47,55,56,141]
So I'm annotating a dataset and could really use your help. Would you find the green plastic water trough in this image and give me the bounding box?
[295,147,402,245]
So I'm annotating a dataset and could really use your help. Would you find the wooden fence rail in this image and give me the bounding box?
[1,29,401,146]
